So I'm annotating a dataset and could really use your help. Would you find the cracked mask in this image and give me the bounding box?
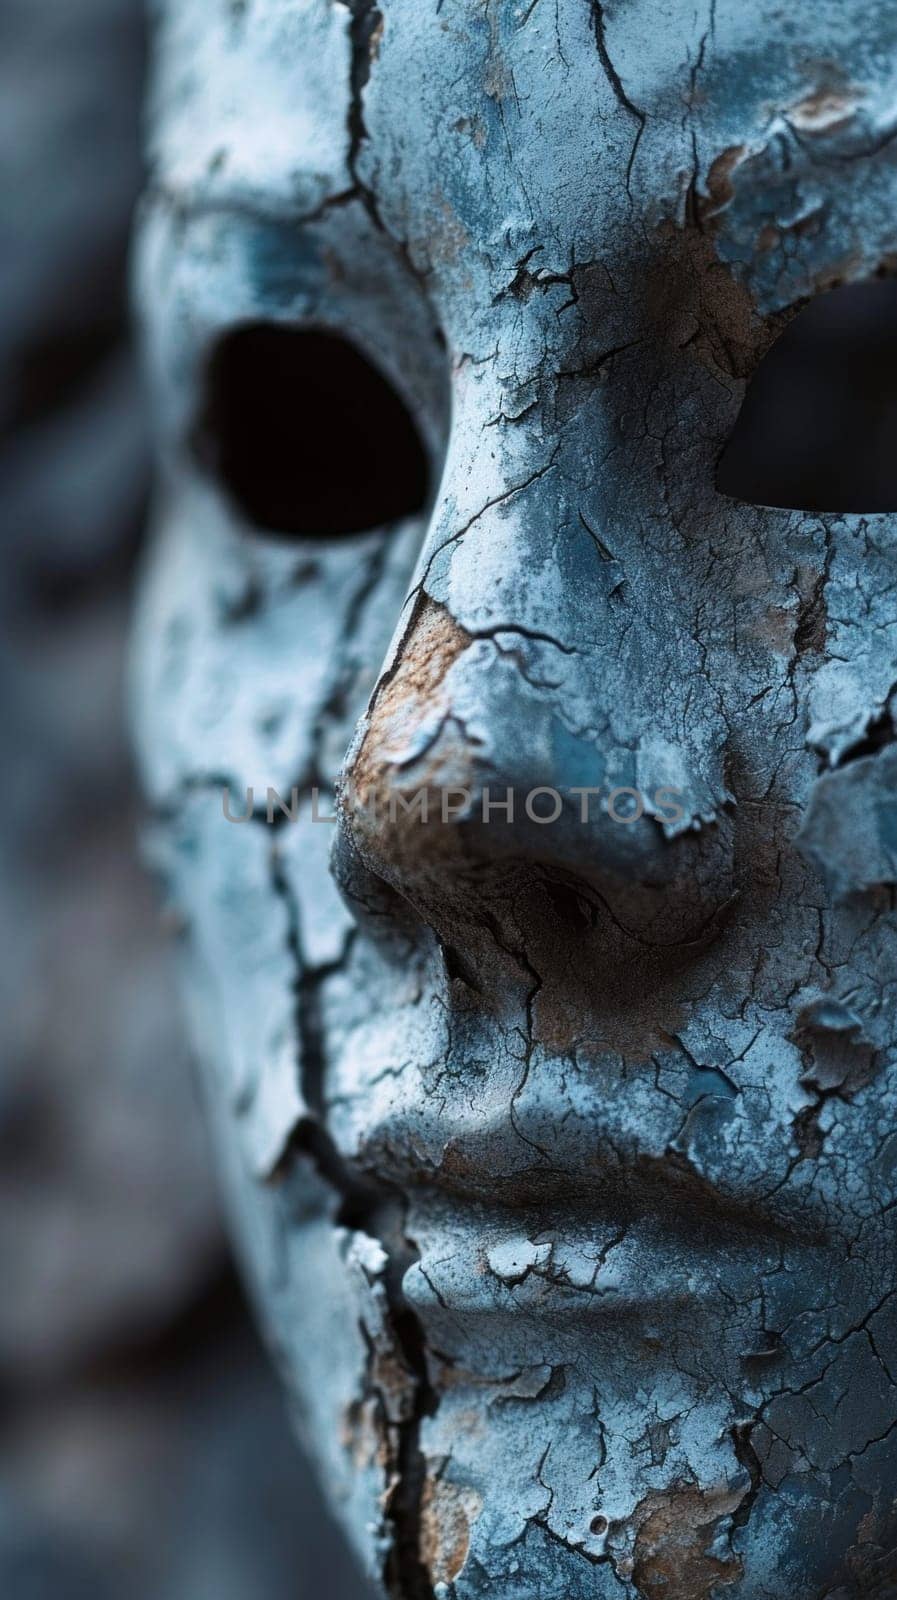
[134,2,897,1595]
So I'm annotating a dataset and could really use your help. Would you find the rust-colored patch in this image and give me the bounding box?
[743,603,798,656]
[484,4,512,103]
[698,145,747,223]
[419,1475,483,1585]
[370,1343,418,1425]
[534,979,687,1066]
[341,1395,392,1472]
[424,194,473,274]
[453,114,488,150]
[788,85,862,133]
[626,1481,744,1598]
[351,598,472,802]
[648,222,778,384]
[793,564,828,659]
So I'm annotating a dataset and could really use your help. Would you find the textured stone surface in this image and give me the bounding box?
[136,3,897,1595]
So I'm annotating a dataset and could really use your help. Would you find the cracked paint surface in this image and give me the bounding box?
[134,2,897,1594]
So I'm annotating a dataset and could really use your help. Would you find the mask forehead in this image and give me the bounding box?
[148,0,352,212]
[355,0,897,333]
[149,0,897,339]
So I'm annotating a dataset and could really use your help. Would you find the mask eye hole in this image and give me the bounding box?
[717,277,897,513]
[195,323,431,538]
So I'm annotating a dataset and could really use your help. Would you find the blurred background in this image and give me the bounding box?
[0,4,367,1596]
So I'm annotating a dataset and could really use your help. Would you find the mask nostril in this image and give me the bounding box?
[193,322,431,538]
[541,876,593,933]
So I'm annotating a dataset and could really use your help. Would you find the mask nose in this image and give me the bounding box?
[333,594,738,959]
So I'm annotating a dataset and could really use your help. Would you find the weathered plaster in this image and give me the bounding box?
[135,2,897,1594]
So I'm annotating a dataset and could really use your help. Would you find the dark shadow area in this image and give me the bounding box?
[718,276,897,512]
[198,324,430,537]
